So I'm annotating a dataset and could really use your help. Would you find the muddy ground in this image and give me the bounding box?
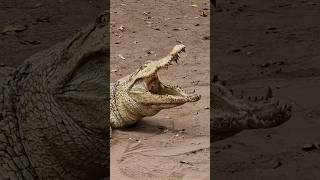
[110,0,210,179]
[213,0,320,179]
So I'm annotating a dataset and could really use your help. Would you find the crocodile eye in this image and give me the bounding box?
[140,63,149,69]
[143,60,153,66]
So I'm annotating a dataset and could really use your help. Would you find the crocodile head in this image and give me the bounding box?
[111,44,201,128]
[212,77,292,141]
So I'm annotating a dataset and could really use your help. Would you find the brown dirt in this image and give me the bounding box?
[213,0,320,179]
[110,0,210,179]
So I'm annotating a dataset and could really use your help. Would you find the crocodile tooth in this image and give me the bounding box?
[266,87,273,100]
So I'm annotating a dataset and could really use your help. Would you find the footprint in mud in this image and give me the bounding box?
[111,135,210,180]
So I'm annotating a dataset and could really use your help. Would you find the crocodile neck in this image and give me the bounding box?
[110,82,144,128]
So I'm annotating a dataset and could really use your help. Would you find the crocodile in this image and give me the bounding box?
[0,12,108,179]
[110,44,201,129]
[212,78,292,141]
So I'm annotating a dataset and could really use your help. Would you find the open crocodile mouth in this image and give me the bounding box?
[129,44,201,105]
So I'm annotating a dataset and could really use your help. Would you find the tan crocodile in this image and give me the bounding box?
[110,44,201,130]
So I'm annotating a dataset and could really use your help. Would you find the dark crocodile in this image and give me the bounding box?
[0,12,108,180]
[212,77,292,141]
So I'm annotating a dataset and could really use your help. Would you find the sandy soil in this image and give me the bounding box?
[213,0,320,179]
[110,0,210,179]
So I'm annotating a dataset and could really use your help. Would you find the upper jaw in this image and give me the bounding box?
[130,44,186,81]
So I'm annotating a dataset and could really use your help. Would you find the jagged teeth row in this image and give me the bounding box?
[173,48,185,63]
[245,96,267,101]
[213,75,291,111]
[242,87,273,101]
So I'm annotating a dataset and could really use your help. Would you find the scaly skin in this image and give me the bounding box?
[212,78,292,141]
[0,12,108,179]
[110,44,201,129]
